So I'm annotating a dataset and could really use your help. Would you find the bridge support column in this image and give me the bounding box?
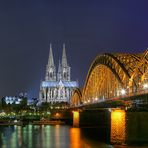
[78,109,110,128]
[126,111,148,145]
[73,111,80,127]
[110,109,148,145]
[111,109,126,145]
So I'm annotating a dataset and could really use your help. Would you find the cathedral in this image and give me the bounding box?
[39,44,78,104]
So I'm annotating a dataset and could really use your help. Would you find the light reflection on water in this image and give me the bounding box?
[111,109,126,144]
[0,125,112,148]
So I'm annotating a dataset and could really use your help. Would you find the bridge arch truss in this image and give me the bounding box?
[71,49,148,106]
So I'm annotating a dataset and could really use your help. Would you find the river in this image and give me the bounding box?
[0,124,114,148]
[0,124,147,148]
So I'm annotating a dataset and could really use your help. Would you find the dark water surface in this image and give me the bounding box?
[0,125,114,148]
[0,125,147,148]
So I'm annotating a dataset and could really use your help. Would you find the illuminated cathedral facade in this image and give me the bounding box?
[39,44,78,104]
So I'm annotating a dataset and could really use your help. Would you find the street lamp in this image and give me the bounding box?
[121,89,126,95]
[143,83,148,89]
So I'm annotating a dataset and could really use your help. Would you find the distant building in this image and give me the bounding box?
[4,93,27,105]
[39,44,78,104]
[5,96,21,104]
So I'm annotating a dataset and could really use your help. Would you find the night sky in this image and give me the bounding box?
[0,1,148,98]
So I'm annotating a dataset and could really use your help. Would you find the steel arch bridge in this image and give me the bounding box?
[70,88,82,106]
[71,49,148,107]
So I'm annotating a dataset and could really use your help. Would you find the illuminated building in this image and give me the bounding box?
[4,93,27,105]
[39,44,78,104]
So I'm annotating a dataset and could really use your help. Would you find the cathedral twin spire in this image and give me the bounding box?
[46,44,70,82]
[62,44,68,67]
[48,44,55,67]
[48,44,68,68]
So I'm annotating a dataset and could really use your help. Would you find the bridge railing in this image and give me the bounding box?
[71,88,148,107]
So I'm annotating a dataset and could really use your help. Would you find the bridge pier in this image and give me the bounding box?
[126,111,148,145]
[111,109,148,145]
[72,109,110,128]
[80,109,110,127]
[111,109,126,144]
[72,108,148,145]
[73,111,80,127]
[72,109,111,142]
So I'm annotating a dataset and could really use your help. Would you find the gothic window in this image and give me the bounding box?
[63,88,65,98]
[42,92,44,99]
[60,89,63,98]
[67,88,69,97]
[51,90,53,99]
[54,88,56,97]
[64,72,66,78]
[50,72,52,78]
